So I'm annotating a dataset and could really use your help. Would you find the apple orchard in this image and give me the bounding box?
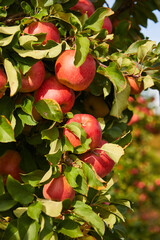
[0,0,160,240]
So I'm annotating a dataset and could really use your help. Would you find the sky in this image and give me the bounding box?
[107,0,160,114]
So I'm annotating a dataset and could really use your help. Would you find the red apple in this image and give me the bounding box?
[128,113,140,126]
[23,21,60,44]
[0,68,7,99]
[19,61,45,93]
[0,150,22,182]
[127,76,144,95]
[64,114,102,150]
[70,0,95,17]
[43,175,75,201]
[80,140,115,178]
[34,76,75,114]
[102,17,112,34]
[55,50,96,91]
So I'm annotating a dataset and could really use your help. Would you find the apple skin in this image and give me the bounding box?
[102,17,113,34]
[70,0,95,17]
[0,68,7,99]
[64,114,102,150]
[0,150,22,182]
[80,140,115,178]
[19,61,45,93]
[34,76,75,114]
[83,94,109,118]
[128,113,140,126]
[55,50,96,91]
[43,175,75,201]
[23,21,60,44]
[127,76,144,95]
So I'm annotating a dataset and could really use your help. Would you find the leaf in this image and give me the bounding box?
[154,42,160,55]
[57,219,83,238]
[38,198,62,218]
[137,40,156,61]
[0,115,15,143]
[27,201,43,221]
[74,35,90,67]
[0,176,5,195]
[64,122,87,142]
[46,150,62,166]
[14,207,28,218]
[4,58,21,96]
[0,25,20,35]
[100,143,124,163]
[143,75,154,89]
[0,193,17,211]
[40,166,53,183]
[84,7,114,32]
[41,126,59,141]
[34,99,63,122]
[62,135,74,153]
[6,175,34,205]
[0,34,16,47]
[2,220,20,240]
[125,40,148,54]
[18,214,40,240]
[73,201,105,237]
[21,170,46,187]
[16,109,37,126]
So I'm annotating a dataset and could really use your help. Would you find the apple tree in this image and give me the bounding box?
[0,0,160,239]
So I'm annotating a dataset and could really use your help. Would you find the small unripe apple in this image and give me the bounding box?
[34,76,75,114]
[83,94,109,118]
[70,0,95,17]
[55,50,96,91]
[19,61,45,93]
[80,139,115,178]
[0,150,22,182]
[43,175,75,201]
[64,114,102,150]
[102,17,113,34]
[23,21,60,44]
[0,68,7,99]
[127,76,144,95]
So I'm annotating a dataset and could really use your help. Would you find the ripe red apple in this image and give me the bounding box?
[23,21,60,44]
[43,175,75,201]
[80,140,115,178]
[127,76,144,95]
[70,0,95,17]
[34,76,75,114]
[19,61,45,93]
[0,68,7,99]
[64,114,102,150]
[55,50,96,91]
[102,17,112,34]
[128,113,140,126]
[0,150,22,183]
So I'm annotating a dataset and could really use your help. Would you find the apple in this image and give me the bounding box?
[0,68,7,99]
[127,76,144,95]
[128,113,140,126]
[43,175,75,201]
[55,50,96,91]
[83,94,109,118]
[0,150,22,183]
[102,17,113,34]
[80,139,115,178]
[19,61,45,93]
[70,0,95,17]
[64,114,102,150]
[23,21,60,44]
[34,76,75,114]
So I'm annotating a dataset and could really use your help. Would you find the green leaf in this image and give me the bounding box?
[40,166,53,184]
[125,40,148,54]
[18,214,40,240]
[143,75,154,89]
[27,201,43,221]
[57,219,83,238]
[39,215,56,240]
[137,40,156,61]
[34,99,63,122]
[21,170,46,187]
[0,95,14,120]
[100,143,124,164]
[38,198,62,218]
[0,193,17,211]
[154,42,160,55]
[41,126,59,141]
[0,176,5,195]
[2,220,20,240]
[0,115,15,143]
[0,25,20,35]
[21,1,32,14]
[0,34,16,47]
[4,58,21,97]
[62,135,74,153]
[16,109,37,126]
[46,150,62,166]
[73,201,105,237]
[6,175,34,205]
[74,35,90,67]
[84,7,114,32]
[64,122,87,142]
[64,166,88,196]
[14,207,28,218]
